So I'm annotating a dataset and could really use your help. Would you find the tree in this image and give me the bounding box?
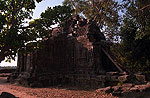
[123,0,150,39]
[28,5,74,42]
[0,0,73,63]
[111,0,150,73]
[63,0,121,41]
[0,0,41,62]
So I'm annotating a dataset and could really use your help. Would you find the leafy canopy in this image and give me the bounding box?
[0,0,73,62]
[63,0,121,41]
[111,0,150,73]
[0,0,41,62]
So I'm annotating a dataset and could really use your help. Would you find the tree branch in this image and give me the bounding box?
[140,4,150,10]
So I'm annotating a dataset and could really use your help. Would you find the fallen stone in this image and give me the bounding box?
[112,92,122,97]
[118,75,128,82]
[0,92,19,98]
[121,86,131,92]
[119,72,127,76]
[96,86,114,93]
[122,83,133,87]
[126,74,142,84]
[134,85,150,92]
[112,85,121,91]
[97,82,150,97]
[110,76,118,81]
[130,87,140,92]
[105,87,114,93]
[146,82,150,86]
[135,74,145,82]
[106,72,118,76]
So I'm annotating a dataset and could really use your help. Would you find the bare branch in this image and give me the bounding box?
[140,4,150,10]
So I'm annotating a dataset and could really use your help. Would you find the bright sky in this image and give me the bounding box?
[33,0,63,19]
[0,0,64,66]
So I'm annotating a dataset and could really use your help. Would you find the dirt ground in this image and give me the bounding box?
[0,77,117,98]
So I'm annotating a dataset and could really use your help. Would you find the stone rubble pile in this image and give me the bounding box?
[96,74,150,98]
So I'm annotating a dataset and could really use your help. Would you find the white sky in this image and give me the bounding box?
[0,0,63,66]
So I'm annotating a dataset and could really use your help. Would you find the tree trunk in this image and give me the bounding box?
[0,53,5,63]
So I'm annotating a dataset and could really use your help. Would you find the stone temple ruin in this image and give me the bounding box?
[8,16,125,88]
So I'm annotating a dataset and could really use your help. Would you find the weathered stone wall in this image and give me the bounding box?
[33,34,93,73]
[8,16,123,88]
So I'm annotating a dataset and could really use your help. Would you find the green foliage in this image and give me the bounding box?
[41,5,74,25]
[29,5,73,39]
[63,0,121,41]
[111,0,150,73]
[0,0,73,63]
[123,0,150,40]
[0,0,38,62]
